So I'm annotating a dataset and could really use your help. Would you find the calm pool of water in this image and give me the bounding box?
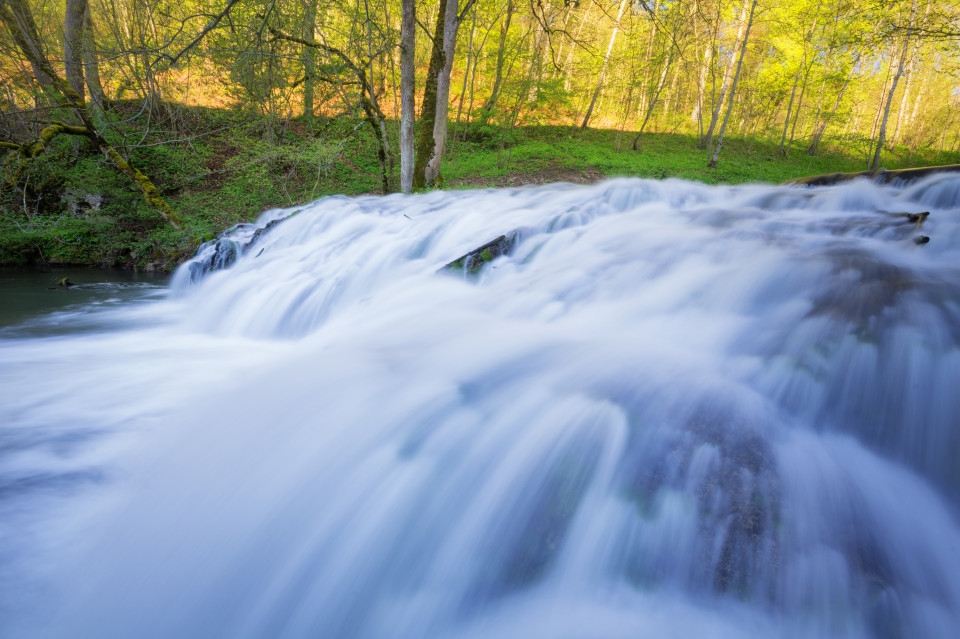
[0,267,168,336]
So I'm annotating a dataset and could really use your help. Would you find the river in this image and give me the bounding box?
[1,176,959,638]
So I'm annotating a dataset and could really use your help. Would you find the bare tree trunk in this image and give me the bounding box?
[778,70,801,155]
[702,0,751,150]
[302,0,318,118]
[870,0,916,171]
[580,0,627,130]
[81,5,104,111]
[632,22,681,150]
[481,0,513,122]
[691,6,712,138]
[869,57,893,143]
[659,55,682,126]
[907,68,929,155]
[636,0,661,119]
[892,56,913,145]
[414,0,467,188]
[64,0,87,101]
[424,0,465,185]
[400,0,415,193]
[455,4,478,130]
[786,61,813,155]
[893,0,929,146]
[563,1,592,93]
[411,0,448,189]
[780,13,821,155]
[708,0,757,168]
[631,50,675,148]
[462,16,495,133]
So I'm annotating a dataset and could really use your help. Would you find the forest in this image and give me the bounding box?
[2,0,959,268]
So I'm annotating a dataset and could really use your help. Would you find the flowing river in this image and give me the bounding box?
[2,175,959,638]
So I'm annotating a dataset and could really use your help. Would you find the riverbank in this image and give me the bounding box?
[3,106,957,271]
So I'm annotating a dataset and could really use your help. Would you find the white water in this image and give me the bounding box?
[2,176,960,638]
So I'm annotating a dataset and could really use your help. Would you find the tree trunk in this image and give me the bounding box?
[635,0,661,119]
[302,0,318,118]
[702,0,751,150]
[81,5,105,111]
[632,32,680,150]
[907,68,929,155]
[424,0,461,185]
[659,53,682,127]
[807,48,863,157]
[870,0,916,171]
[580,0,627,130]
[895,0,929,147]
[708,0,757,168]
[413,0,465,188]
[786,59,814,155]
[563,1,592,93]
[778,70,801,156]
[868,52,894,145]
[462,15,495,133]
[400,0,415,193]
[455,4,478,130]
[412,0,450,189]
[691,7,712,138]
[481,0,513,122]
[892,57,913,146]
[64,0,87,101]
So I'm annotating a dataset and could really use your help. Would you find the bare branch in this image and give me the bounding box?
[161,0,246,68]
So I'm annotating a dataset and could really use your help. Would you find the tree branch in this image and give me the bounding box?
[161,0,245,68]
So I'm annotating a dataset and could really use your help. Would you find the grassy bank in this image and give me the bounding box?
[3,105,956,270]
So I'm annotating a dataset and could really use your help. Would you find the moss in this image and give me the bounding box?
[101,145,182,230]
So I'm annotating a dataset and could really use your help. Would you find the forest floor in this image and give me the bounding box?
[3,106,958,270]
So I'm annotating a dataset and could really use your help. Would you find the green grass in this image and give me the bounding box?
[2,107,957,270]
[442,125,959,187]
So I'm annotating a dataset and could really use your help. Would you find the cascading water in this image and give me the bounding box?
[2,175,959,639]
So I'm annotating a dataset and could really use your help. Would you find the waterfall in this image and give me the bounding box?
[2,175,959,638]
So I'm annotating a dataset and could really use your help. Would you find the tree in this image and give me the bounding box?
[400,0,415,193]
[580,0,627,130]
[0,0,181,228]
[479,0,515,124]
[701,0,752,150]
[870,0,917,170]
[707,0,758,168]
[413,0,475,189]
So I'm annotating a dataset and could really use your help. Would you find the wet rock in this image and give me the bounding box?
[440,232,518,277]
[785,164,960,187]
[246,210,302,253]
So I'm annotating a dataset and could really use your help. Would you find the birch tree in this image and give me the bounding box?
[580,0,627,130]
[870,0,917,170]
[707,0,758,167]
